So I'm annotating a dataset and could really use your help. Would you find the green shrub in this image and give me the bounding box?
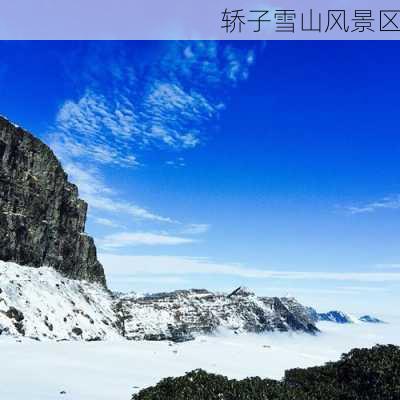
[132,345,400,400]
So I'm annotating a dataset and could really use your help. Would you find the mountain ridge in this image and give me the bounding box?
[0,260,320,341]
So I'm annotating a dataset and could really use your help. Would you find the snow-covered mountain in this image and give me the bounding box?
[307,308,385,325]
[317,310,355,324]
[116,287,318,341]
[0,261,320,341]
[0,260,388,342]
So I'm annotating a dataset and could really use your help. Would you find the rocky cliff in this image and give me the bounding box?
[0,116,106,285]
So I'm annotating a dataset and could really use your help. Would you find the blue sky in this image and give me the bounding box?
[1,41,400,315]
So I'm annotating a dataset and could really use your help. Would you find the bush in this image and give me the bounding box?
[132,345,400,400]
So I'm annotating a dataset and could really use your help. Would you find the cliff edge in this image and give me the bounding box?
[0,116,106,286]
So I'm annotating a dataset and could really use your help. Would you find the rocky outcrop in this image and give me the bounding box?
[359,315,384,323]
[115,287,319,342]
[0,116,106,285]
[315,310,354,324]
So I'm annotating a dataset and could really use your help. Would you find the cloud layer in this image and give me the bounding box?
[100,254,400,283]
[98,232,195,249]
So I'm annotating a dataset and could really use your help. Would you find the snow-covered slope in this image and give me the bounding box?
[0,261,119,340]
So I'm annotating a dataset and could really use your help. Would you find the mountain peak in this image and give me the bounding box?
[228,286,255,297]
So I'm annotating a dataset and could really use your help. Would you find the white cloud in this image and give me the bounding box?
[344,195,400,215]
[53,91,140,167]
[335,286,389,293]
[64,161,174,223]
[162,42,256,86]
[108,276,187,286]
[99,254,400,283]
[50,42,258,167]
[165,157,185,167]
[375,263,400,270]
[92,217,124,229]
[46,42,259,233]
[98,232,195,249]
[181,224,210,235]
[87,196,174,223]
[281,287,388,296]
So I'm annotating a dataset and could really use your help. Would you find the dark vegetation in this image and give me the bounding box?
[132,344,400,400]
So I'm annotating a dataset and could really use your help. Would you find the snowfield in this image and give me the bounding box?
[1,320,399,400]
[0,261,119,340]
[1,260,398,400]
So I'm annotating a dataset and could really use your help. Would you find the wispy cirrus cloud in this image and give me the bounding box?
[181,223,211,235]
[53,91,139,167]
[64,161,174,223]
[91,217,125,229]
[48,42,257,229]
[50,42,256,167]
[165,157,185,168]
[344,195,400,215]
[98,232,195,249]
[160,42,255,86]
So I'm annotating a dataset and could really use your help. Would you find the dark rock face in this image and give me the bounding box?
[0,116,106,286]
[317,310,353,324]
[6,306,24,322]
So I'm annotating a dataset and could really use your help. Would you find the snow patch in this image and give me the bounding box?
[0,114,20,128]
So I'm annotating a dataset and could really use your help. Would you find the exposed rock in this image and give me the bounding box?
[0,116,106,285]
[305,306,319,322]
[72,327,83,336]
[307,308,386,325]
[116,287,319,342]
[6,306,24,322]
[316,310,354,324]
[359,315,384,323]
[227,286,254,297]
